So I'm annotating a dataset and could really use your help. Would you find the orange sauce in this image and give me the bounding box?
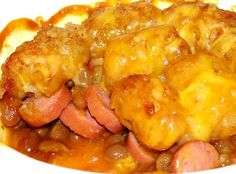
[8,126,116,173]
[43,5,93,27]
[53,137,113,172]
[0,18,39,52]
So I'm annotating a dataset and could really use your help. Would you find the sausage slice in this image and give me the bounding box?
[19,85,71,127]
[169,141,219,173]
[86,85,123,133]
[60,103,105,139]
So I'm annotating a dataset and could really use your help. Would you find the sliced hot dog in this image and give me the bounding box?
[127,132,155,165]
[85,85,123,133]
[169,140,219,173]
[59,103,105,139]
[19,85,71,127]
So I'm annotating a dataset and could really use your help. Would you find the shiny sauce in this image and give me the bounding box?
[8,123,118,172]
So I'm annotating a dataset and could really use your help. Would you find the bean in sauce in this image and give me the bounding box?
[156,152,172,171]
[39,140,69,153]
[34,127,50,138]
[11,128,40,153]
[0,94,21,127]
[71,86,87,110]
[105,143,128,160]
[49,121,70,141]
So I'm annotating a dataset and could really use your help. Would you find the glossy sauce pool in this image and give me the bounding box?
[8,126,117,172]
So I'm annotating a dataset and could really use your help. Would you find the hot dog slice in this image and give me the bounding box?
[169,140,219,173]
[19,85,71,127]
[60,103,105,139]
[86,85,123,133]
[127,132,155,165]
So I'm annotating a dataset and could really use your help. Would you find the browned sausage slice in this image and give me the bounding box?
[19,85,71,127]
[127,132,155,165]
[60,103,105,139]
[86,85,123,133]
[169,141,219,173]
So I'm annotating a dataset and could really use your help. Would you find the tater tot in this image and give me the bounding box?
[162,2,236,53]
[111,75,186,150]
[3,26,89,98]
[165,53,236,141]
[104,26,190,87]
[80,1,162,59]
[210,28,236,72]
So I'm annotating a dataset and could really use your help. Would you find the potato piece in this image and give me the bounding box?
[3,26,89,98]
[165,53,236,141]
[111,75,186,150]
[104,26,190,87]
[80,1,162,59]
[210,28,236,72]
[162,2,236,53]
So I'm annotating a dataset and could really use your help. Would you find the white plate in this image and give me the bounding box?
[0,0,236,174]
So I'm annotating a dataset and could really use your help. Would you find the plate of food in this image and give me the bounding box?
[0,0,236,173]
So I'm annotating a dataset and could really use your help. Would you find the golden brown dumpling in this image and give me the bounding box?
[165,53,236,141]
[162,2,236,53]
[111,75,186,150]
[80,1,162,58]
[210,28,236,72]
[3,26,89,98]
[104,26,190,87]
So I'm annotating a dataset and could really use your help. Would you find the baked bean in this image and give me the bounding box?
[105,143,128,160]
[34,127,50,138]
[0,94,21,127]
[219,153,230,166]
[156,153,171,171]
[106,133,127,147]
[230,153,236,164]
[39,140,69,153]
[71,86,86,110]
[49,121,70,141]
[213,140,235,154]
[230,135,236,146]
[12,128,40,153]
[102,131,112,138]
[66,80,75,89]
[69,132,81,142]
[1,105,21,127]
[13,120,27,129]
[213,139,236,166]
